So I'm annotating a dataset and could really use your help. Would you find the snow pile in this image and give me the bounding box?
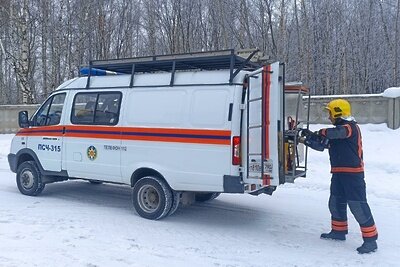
[0,124,399,267]
[382,87,400,98]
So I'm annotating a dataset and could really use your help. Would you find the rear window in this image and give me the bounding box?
[71,92,122,125]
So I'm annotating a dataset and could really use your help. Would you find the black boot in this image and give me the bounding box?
[357,241,378,254]
[320,231,346,241]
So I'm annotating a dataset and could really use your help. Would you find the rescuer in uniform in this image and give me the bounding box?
[302,99,378,254]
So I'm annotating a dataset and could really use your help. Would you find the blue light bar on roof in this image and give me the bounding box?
[80,67,121,76]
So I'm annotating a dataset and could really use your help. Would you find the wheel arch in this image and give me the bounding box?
[16,149,40,170]
[130,167,166,187]
[14,148,68,177]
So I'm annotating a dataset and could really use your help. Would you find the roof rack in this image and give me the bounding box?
[84,49,262,88]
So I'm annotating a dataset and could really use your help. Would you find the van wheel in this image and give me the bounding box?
[132,176,173,220]
[16,161,45,196]
[167,191,181,216]
[195,192,221,202]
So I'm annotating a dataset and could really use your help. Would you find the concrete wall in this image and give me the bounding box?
[0,105,38,134]
[388,97,400,129]
[0,94,398,134]
[305,95,400,129]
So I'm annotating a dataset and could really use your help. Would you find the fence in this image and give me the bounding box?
[0,94,398,134]
[306,94,400,129]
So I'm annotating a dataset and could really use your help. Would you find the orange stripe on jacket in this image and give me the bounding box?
[355,124,364,164]
[331,166,364,173]
[343,124,352,138]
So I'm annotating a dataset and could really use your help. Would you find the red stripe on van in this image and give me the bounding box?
[16,126,64,136]
[17,125,231,145]
[122,127,231,136]
[120,135,230,145]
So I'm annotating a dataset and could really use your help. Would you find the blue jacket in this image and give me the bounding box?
[319,119,364,174]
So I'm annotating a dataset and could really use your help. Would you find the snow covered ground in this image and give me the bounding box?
[0,124,399,267]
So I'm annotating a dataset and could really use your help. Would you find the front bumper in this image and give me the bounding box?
[8,153,17,173]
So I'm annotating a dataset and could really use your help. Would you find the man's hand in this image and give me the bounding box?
[299,136,306,144]
[300,129,314,137]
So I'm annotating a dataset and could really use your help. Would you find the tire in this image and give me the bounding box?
[132,176,173,220]
[195,192,221,202]
[88,180,103,184]
[16,161,45,196]
[167,191,181,216]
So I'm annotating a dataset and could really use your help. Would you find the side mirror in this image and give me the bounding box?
[18,111,30,128]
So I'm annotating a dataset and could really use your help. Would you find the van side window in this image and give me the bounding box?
[32,93,66,126]
[71,92,122,125]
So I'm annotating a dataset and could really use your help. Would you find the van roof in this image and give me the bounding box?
[89,49,261,75]
[56,69,249,91]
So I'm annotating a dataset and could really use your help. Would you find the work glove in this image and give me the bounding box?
[300,129,314,137]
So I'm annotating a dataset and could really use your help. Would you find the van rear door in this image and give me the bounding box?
[242,62,284,190]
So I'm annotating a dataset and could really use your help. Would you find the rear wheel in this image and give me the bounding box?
[16,161,45,196]
[167,191,181,216]
[132,176,173,220]
[195,192,221,202]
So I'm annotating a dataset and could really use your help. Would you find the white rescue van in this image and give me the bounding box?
[8,50,309,219]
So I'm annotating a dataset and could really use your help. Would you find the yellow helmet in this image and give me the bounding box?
[325,99,351,118]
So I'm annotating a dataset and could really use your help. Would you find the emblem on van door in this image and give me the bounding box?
[87,146,97,161]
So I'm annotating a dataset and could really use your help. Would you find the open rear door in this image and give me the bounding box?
[243,62,284,193]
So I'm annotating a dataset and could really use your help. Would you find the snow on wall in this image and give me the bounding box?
[382,87,400,98]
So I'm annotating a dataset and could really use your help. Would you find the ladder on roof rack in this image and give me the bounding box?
[84,49,262,89]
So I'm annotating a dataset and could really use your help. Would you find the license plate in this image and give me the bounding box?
[248,160,273,174]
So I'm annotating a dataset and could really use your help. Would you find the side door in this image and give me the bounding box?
[243,62,284,187]
[27,93,67,172]
[63,91,122,182]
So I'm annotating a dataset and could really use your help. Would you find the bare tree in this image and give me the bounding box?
[1,0,400,104]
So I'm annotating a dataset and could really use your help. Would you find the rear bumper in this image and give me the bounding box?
[8,153,17,173]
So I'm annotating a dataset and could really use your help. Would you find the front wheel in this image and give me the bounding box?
[132,176,173,220]
[16,161,45,196]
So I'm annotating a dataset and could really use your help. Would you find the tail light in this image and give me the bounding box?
[232,136,241,165]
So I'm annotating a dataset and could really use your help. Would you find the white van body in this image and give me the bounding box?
[8,50,308,219]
